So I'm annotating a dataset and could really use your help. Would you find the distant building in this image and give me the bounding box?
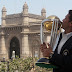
[0,2,48,60]
[0,2,60,60]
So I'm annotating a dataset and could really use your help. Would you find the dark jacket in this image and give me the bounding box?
[49,36,72,72]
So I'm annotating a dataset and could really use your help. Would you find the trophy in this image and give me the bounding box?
[36,16,62,68]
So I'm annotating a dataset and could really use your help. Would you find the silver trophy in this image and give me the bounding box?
[36,17,62,68]
[40,18,62,48]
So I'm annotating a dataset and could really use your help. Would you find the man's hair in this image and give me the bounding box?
[69,10,72,22]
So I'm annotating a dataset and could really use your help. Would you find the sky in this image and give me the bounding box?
[0,0,72,25]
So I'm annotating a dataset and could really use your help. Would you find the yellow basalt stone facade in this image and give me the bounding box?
[0,2,51,60]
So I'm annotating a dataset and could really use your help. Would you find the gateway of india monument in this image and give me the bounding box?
[0,2,59,60]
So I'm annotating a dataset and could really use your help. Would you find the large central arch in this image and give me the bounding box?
[9,37,20,59]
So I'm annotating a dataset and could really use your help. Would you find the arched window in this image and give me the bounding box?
[32,40,40,58]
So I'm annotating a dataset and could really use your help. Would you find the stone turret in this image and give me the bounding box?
[22,2,29,25]
[1,6,7,26]
[2,6,7,17]
[23,2,28,15]
[41,8,46,18]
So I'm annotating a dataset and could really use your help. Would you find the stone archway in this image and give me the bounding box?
[9,37,20,59]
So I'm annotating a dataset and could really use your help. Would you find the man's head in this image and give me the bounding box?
[62,10,72,33]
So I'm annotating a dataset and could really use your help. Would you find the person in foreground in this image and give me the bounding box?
[40,10,72,72]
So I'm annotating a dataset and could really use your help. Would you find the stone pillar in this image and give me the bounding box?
[0,35,1,54]
[21,34,29,58]
[0,32,7,60]
[21,2,29,58]
[1,6,7,26]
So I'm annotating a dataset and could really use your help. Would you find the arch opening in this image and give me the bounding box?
[9,37,20,59]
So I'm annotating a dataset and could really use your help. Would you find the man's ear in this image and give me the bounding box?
[70,21,72,26]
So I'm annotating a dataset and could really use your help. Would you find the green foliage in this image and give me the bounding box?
[0,57,53,72]
[0,62,7,72]
[35,66,53,72]
[8,56,34,72]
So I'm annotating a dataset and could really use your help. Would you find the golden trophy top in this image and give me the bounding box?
[47,15,60,20]
[43,15,60,31]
